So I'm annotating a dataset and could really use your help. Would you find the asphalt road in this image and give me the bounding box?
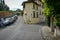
[0,16,45,40]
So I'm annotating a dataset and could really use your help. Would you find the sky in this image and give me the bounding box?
[5,0,27,10]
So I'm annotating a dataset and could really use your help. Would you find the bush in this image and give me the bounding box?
[56,22,60,26]
[56,22,60,28]
[16,13,20,16]
[55,17,60,28]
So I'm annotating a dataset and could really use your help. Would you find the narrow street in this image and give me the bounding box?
[0,16,49,40]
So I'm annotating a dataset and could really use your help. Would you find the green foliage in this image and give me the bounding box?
[43,7,54,17]
[16,9,22,12]
[42,0,60,16]
[0,3,9,11]
[0,3,3,11]
[15,9,23,16]
[16,12,23,16]
[56,16,60,27]
[4,5,9,11]
[42,0,54,17]
[42,0,54,26]
[16,13,20,16]
[42,0,60,27]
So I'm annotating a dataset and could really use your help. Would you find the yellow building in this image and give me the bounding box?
[22,0,45,24]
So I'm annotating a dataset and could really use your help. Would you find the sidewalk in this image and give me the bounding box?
[42,26,60,40]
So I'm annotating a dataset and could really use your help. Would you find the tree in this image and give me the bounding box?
[4,5,9,11]
[16,9,22,12]
[15,9,23,16]
[42,0,60,32]
[0,3,9,11]
[0,3,3,11]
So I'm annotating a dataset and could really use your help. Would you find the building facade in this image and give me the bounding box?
[22,0,45,24]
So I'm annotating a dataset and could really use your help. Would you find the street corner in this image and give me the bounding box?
[42,26,58,38]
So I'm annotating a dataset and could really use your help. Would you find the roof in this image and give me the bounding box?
[22,1,40,6]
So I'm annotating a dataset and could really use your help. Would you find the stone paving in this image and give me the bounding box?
[43,26,60,40]
[42,27,53,40]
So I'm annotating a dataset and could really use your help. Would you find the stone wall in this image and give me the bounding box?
[0,11,13,18]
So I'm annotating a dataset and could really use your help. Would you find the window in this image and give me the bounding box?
[36,6,38,10]
[41,12,43,15]
[40,11,41,15]
[33,4,35,9]
[33,11,35,18]
[36,12,38,18]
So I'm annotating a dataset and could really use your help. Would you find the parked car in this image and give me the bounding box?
[8,15,18,24]
[13,15,18,21]
[0,15,18,26]
[14,15,18,19]
[9,16,15,24]
[2,18,11,26]
[0,19,5,28]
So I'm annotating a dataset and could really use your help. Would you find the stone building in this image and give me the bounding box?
[22,0,45,23]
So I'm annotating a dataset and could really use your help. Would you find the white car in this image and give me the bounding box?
[10,15,18,23]
[13,15,18,20]
[9,16,15,23]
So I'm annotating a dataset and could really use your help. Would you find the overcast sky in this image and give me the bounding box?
[5,0,27,10]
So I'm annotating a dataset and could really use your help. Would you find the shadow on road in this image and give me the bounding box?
[31,22,47,26]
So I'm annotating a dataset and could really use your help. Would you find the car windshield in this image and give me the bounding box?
[5,18,10,20]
